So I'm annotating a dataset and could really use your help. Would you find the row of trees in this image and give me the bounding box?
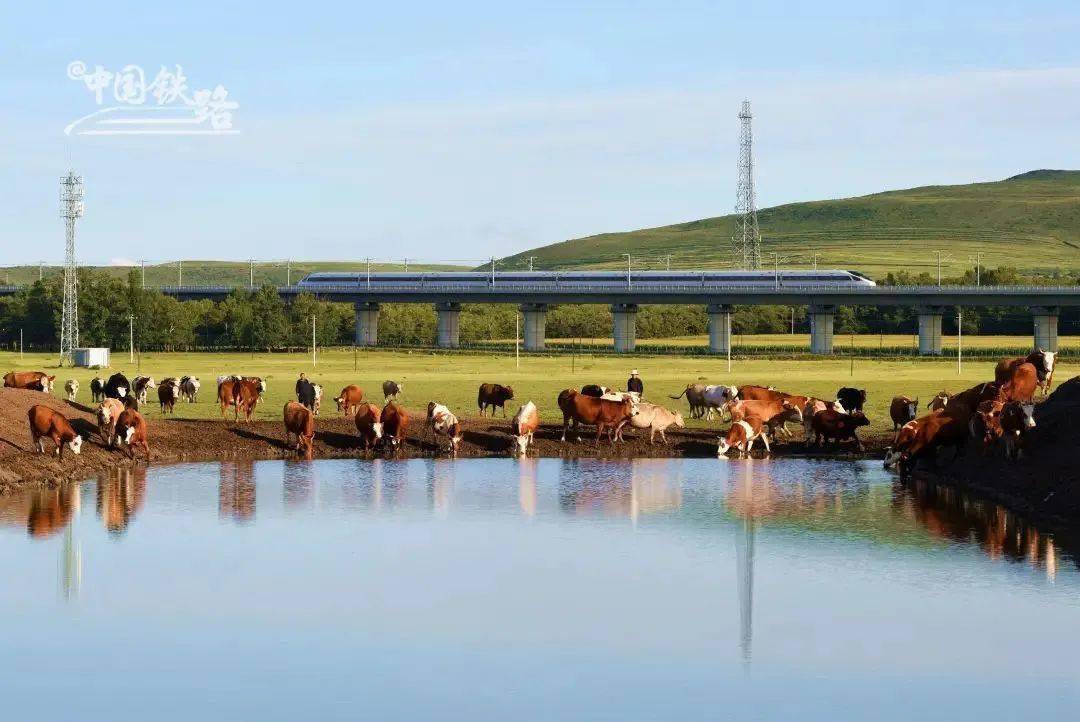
[0,266,1075,351]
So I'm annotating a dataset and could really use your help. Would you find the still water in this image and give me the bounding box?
[1,458,1078,721]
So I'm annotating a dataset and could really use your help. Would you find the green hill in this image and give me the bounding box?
[0,260,467,288]
[498,170,1080,279]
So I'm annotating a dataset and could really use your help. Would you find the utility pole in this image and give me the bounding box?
[286,259,291,286]
[935,251,952,287]
[140,260,146,289]
[403,258,409,272]
[178,260,183,286]
[312,314,317,367]
[129,315,134,364]
[249,259,254,289]
[969,252,983,286]
[38,262,44,281]
[622,253,632,288]
[734,100,762,270]
[515,312,520,369]
[812,253,819,270]
[490,257,496,286]
[527,256,537,272]
[957,308,963,375]
[366,257,371,289]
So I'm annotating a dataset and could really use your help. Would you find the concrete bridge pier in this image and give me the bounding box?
[353,302,380,346]
[707,304,732,354]
[435,302,462,348]
[520,303,548,351]
[808,305,836,355]
[611,304,638,353]
[1031,306,1059,351]
[917,307,944,356]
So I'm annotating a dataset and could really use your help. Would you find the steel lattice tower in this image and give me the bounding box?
[59,171,84,366]
[733,100,762,270]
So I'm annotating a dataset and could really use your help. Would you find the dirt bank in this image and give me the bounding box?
[0,386,892,493]
[914,376,1080,534]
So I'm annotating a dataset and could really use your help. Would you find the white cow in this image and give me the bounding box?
[64,379,79,401]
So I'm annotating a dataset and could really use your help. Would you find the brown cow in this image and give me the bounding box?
[889,395,919,430]
[884,408,970,474]
[283,401,315,460]
[381,402,409,454]
[727,398,803,440]
[5,371,55,392]
[353,402,384,450]
[96,398,124,446]
[27,405,83,457]
[810,409,870,450]
[334,385,365,416]
[557,388,638,445]
[946,382,1001,418]
[115,408,149,459]
[158,379,180,414]
[927,391,951,412]
[429,402,463,456]
[477,383,514,416]
[999,401,1036,460]
[999,362,1038,403]
[218,378,240,418]
[995,349,1056,394]
[236,379,262,421]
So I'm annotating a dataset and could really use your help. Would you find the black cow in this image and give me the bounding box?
[580,384,610,398]
[477,383,514,416]
[296,378,317,413]
[836,387,867,413]
[90,377,106,402]
[105,373,131,401]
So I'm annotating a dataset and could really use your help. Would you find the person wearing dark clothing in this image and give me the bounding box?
[627,369,643,396]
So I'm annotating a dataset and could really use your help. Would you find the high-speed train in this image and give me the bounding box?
[295,269,876,289]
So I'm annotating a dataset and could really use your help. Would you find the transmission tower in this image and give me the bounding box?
[59,171,84,366]
[733,100,762,270]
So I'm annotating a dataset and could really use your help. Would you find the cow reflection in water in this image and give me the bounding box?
[557,459,682,520]
[26,484,78,538]
[219,461,256,523]
[96,467,147,535]
[897,478,1066,580]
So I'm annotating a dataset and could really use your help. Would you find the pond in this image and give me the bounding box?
[1,458,1078,721]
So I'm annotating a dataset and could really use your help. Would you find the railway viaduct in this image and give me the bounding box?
[2,280,1077,354]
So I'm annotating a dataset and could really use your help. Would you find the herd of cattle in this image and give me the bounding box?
[1,346,1060,471]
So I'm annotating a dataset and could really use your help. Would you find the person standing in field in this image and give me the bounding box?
[627,369,644,396]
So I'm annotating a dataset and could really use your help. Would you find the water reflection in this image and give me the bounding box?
[219,461,256,523]
[897,478,1063,581]
[517,458,538,517]
[96,467,146,535]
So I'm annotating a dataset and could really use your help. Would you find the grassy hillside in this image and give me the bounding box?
[0,260,467,288]
[498,170,1080,278]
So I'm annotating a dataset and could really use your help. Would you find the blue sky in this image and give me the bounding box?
[2,1,1079,265]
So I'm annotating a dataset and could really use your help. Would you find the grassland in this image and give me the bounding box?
[497,170,1080,278]
[5,349,1073,437]
[0,260,468,288]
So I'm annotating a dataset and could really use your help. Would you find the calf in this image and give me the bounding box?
[580,384,610,398]
[96,398,124,446]
[179,376,201,402]
[429,402,463,456]
[27,405,83,457]
[104,372,130,401]
[927,391,950,412]
[90,377,106,402]
[811,409,870,450]
[115,408,150,459]
[335,385,365,416]
[510,401,539,455]
[802,397,844,437]
[133,376,156,404]
[614,401,684,443]
[158,379,180,414]
[1000,401,1036,460]
[836,387,867,413]
[353,402,384,450]
[380,402,409,454]
[312,384,323,416]
[477,383,515,417]
[382,380,403,403]
[4,371,55,392]
[717,417,769,457]
[283,401,315,460]
[889,395,919,430]
[64,379,79,401]
[557,389,639,445]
